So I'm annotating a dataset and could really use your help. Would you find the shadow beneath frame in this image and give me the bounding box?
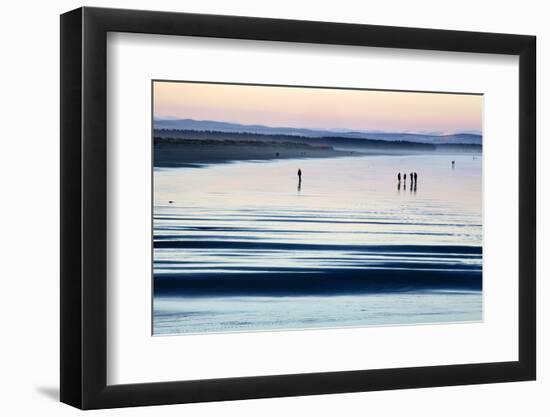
[35,386,59,401]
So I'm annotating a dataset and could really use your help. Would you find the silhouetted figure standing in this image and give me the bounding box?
[404,173,407,183]
[452,160,455,169]
[410,172,414,187]
[414,172,418,185]
[397,172,401,191]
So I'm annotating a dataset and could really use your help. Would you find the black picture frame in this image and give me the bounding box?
[60,6,536,410]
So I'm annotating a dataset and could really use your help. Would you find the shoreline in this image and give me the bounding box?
[154,141,480,168]
[154,140,359,167]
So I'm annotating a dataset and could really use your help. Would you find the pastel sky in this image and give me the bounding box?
[154,81,483,134]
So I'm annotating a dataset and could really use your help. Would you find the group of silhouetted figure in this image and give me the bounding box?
[397,171,418,192]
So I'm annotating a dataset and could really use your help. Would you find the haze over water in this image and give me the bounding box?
[153,154,482,335]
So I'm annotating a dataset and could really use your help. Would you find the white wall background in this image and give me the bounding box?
[0,0,545,415]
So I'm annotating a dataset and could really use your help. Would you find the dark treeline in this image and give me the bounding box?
[154,129,482,152]
[154,136,332,149]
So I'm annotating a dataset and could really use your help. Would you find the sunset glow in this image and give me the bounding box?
[153,81,483,134]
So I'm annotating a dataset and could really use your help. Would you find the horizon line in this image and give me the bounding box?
[153,116,483,137]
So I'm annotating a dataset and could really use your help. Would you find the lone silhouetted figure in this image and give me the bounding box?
[452,160,455,169]
[298,168,302,183]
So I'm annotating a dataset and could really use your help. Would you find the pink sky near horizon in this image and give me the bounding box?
[153,81,483,134]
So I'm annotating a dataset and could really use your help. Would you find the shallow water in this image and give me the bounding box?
[153,153,482,334]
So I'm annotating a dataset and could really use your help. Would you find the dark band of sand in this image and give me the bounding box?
[154,139,353,167]
[154,268,482,297]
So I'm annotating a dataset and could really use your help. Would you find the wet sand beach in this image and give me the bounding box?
[153,154,482,334]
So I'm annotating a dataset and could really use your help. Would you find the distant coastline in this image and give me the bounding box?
[154,128,482,167]
[154,118,482,144]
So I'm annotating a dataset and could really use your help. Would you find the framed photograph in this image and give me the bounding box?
[60,7,536,409]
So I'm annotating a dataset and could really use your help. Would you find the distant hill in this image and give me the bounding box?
[154,118,482,145]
